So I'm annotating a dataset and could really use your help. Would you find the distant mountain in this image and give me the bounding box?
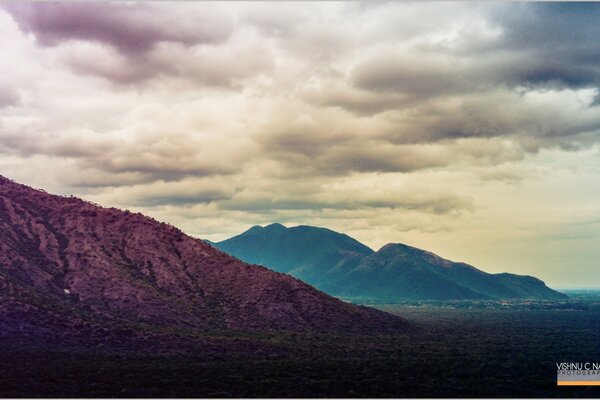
[320,243,567,301]
[0,175,406,350]
[215,224,567,302]
[216,223,374,283]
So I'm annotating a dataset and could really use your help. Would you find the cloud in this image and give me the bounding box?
[217,192,472,215]
[299,2,600,163]
[315,142,451,174]
[58,43,169,85]
[473,164,533,183]
[3,2,600,285]
[0,104,255,185]
[592,91,600,107]
[102,178,237,207]
[351,54,478,100]
[58,35,274,86]
[0,129,113,158]
[493,3,600,53]
[0,84,19,108]
[4,2,233,54]
[215,174,474,216]
[483,3,600,92]
[4,2,261,86]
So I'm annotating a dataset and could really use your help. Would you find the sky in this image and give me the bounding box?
[0,2,599,288]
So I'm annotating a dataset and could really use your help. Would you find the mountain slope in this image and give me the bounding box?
[326,243,566,301]
[216,223,374,283]
[215,225,567,302]
[0,175,406,343]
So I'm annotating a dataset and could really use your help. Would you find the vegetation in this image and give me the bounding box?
[2,297,600,397]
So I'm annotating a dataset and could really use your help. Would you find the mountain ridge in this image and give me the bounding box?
[0,175,407,352]
[215,223,567,302]
[217,223,374,284]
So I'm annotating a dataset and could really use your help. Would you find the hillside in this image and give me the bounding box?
[0,175,406,351]
[215,224,567,302]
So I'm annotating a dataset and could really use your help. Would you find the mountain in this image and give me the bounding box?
[0,175,406,350]
[216,223,374,283]
[215,224,567,302]
[321,243,567,301]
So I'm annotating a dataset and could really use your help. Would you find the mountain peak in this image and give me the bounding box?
[215,223,374,280]
[240,223,287,237]
[265,222,287,231]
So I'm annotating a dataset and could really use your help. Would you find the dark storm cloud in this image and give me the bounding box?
[290,3,600,161]
[491,3,600,91]
[495,3,600,53]
[327,1,600,132]
[3,2,232,54]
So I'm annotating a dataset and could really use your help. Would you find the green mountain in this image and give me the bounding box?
[214,224,567,302]
[215,223,374,283]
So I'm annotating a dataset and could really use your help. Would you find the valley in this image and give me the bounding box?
[2,296,600,397]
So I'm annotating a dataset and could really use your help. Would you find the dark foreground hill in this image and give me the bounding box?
[0,175,406,352]
[215,224,567,302]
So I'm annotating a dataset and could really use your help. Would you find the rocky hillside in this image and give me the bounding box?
[0,175,406,345]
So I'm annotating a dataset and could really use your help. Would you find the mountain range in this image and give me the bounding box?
[215,223,567,302]
[0,176,406,352]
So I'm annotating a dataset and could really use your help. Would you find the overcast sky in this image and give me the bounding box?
[1,2,599,288]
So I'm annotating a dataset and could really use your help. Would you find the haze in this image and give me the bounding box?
[0,2,598,288]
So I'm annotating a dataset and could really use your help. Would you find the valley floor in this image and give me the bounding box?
[2,296,600,398]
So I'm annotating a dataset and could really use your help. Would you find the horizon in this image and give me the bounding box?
[1,2,599,288]
[1,173,592,291]
[219,221,600,291]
